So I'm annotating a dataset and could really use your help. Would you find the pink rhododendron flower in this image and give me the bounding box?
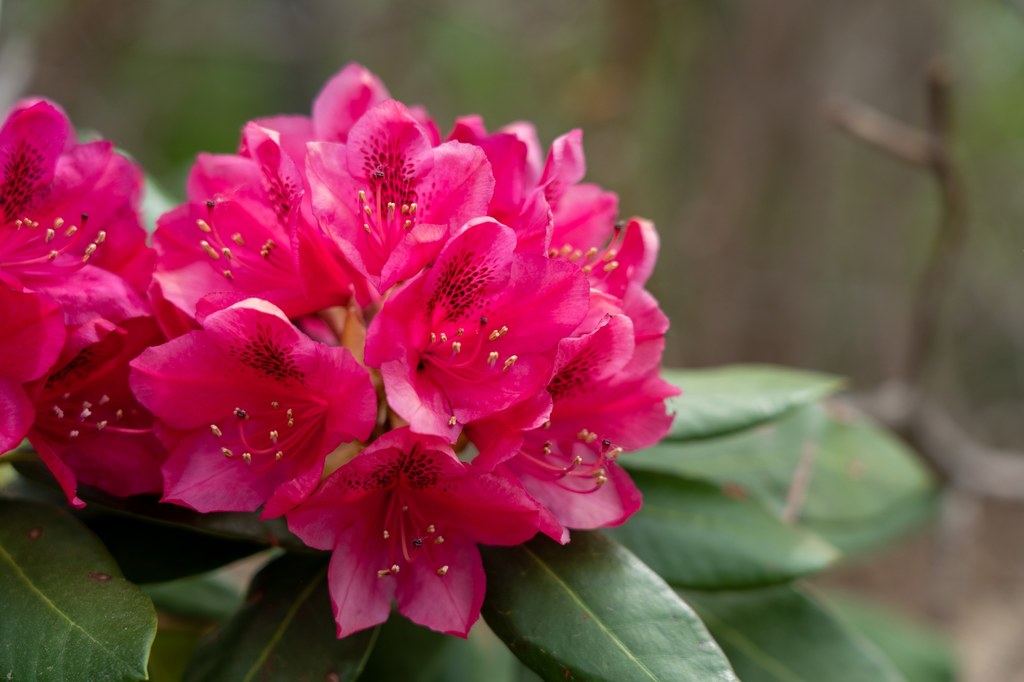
[286,427,558,637]
[308,99,494,291]
[129,298,376,514]
[0,99,151,326]
[0,284,65,453]
[26,316,167,507]
[365,218,589,440]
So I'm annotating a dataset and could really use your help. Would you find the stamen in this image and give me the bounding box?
[65,225,78,237]
[269,429,279,443]
[377,569,391,578]
[221,447,234,458]
[231,233,245,246]
[270,401,280,409]
[45,228,55,242]
[242,452,252,464]
[52,406,65,418]
[96,420,107,430]
[95,231,106,244]
[98,395,110,405]
[434,535,445,544]
[426,524,436,534]
[487,351,499,367]
[210,424,223,437]
[223,270,234,280]
[451,341,462,355]
[69,430,80,438]
[54,218,64,230]
[358,190,367,203]
[221,247,233,260]
[286,408,295,427]
[196,219,212,233]
[274,450,283,461]
[503,355,518,372]
[81,243,97,262]
[200,241,220,259]
[448,416,457,427]
[409,202,417,214]
[391,564,400,574]
[603,261,619,273]
[488,326,509,341]
[383,530,390,539]
[436,566,449,576]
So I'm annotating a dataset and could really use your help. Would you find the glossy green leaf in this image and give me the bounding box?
[481,532,738,682]
[663,365,843,441]
[144,571,245,621]
[606,470,838,589]
[0,499,157,682]
[824,592,956,682]
[626,402,934,553]
[682,586,906,682]
[10,459,309,552]
[185,553,377,682]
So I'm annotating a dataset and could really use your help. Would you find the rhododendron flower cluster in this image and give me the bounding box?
[0,99,164,507]
[1,63,677,639]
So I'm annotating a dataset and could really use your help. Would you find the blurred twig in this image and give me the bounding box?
[828,58,1024,618]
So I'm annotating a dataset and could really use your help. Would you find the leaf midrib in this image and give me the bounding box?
[0,540,122,663]
[522,545,660,682]
[241,566,328,682]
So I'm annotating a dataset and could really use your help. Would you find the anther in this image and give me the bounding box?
[488,326,508,341]
[439,332,447,343]
[377,569,391,578]
[221,247,233,260]
[65,225,77,237]
[585,247,598,258]
[401,204,410,214]
[269,429,279,443]
[603,249,618,262]
[69,430,80,438]
[47,250,59,261]
[363,223,372,233]
[45,228,55,242]
[503,355,518,372]
[95,231,106,244]
[210,424,223,437]
[99,395,110,405]
[436,566,449,576]
[287,408,295,427]
[487,351,499,367]
[426,524,436,534]
[242,452,252,464]
[196,219,212,233]
[233,407,248,419]
[603,261,619,273]
[52,406,64,418]
[54,218,64,229]
[391,564,400,574]
[451,341,462,355]
[402,505,409,512]
[81,244,97,262]
[430,332,437,344]
[232,233,245,246]
[403,219,412,229]
[221,447,234,458]
[448,416,457,427]
[434,536,445,544]
[358,190,367,203]
[270,401,280,409]
[200,241,220,259]
[79,408,92,420]
[115,409,124,420]
[274,450,283,461]
[96,420,107,431]
[387,202,395,219]
[577,429,590,441]
[457,328,464,336]
[364,205,373,217]
[223,270,234,280]
[409,203,417,214]
[383,530,390,539]
[582,265,593,274]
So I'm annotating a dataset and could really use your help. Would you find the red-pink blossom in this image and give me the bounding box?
[308,100,494,292]
[129,298,376,515]
[26,317,167,507]
[365,218,589,440]
[0,100,151,326]
[286,427,558,637]
[0,284,65,454]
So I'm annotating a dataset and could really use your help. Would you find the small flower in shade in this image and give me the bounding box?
[26,317,167,507]
[0,99,151,326]
[365,218,590,441]
[129,298,376,515]
[0,284,65,455]
[286,427,560,638]
[307,99,494,292]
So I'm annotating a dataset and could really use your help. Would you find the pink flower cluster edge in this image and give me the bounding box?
[0,64,678,638]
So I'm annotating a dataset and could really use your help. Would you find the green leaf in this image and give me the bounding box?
[626,402,935,553]
[144,571,245,622]
[0,499,157,682]
[663,365,843,441]
[149,627,206,682]
[185,553,377,682]
[481,532,738,682]
[682,585,906,682]
[10,459,310,552]
[823,592,956,682]
[606,470,838,589]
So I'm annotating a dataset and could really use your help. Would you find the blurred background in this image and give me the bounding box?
[1,1,1022,679]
